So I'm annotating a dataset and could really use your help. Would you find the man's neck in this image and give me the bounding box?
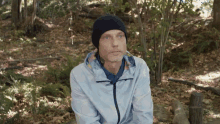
[99,55,122,75]
[104,61,122,75]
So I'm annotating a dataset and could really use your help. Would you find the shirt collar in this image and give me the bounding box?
[84,49,136,82]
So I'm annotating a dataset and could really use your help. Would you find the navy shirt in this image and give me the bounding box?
[95,53,125,85]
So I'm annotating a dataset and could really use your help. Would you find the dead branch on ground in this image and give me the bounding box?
[0,56,61,64]
[168,78,220,96]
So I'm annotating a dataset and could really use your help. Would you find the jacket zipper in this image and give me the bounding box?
[113,82,120,124]
[112,78,133,124]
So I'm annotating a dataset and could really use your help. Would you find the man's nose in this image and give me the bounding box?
[112,37,119,46]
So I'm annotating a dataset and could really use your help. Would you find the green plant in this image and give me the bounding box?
[37,101,66,116]
[4,70,31,84]
[192,28,220,54]
[31,81,38,115]
[45,54,82,87]
[40,83,70,98]
[0,90,14,124]
[103,0,129,14]
[37,101,50,115]
[14,30,25,37]
[4,112,21,124]
[38,0,84,19]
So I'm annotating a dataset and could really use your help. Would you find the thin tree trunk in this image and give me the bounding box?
[156,0,176,84]
[11,0,22,28]
[31,0,37,26]
[212,0,220,31]
[24,0,27,22]
[75,0,80,20]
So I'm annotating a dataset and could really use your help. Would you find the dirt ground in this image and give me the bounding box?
[0,13,220,124]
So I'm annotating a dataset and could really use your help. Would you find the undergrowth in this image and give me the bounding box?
[0,55,82,123]
[44,54,82,87]
[192,27,220,54]
[164,27,220,72]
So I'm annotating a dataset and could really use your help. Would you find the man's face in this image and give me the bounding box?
[99,30,127,63]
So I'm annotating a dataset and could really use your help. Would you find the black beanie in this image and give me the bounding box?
[92,14,127,49]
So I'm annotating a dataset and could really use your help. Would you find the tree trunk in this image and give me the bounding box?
[212,0,220,31]
[11,0,22,28]
[189,91,203,124]
[31,0,37,26]
[75,0,80,20]
[24,0,27,22]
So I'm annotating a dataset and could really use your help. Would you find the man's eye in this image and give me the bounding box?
[103,36,109,39]
[118,35,123,38]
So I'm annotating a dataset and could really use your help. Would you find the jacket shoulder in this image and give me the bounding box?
[133,56,147,66]
[70,63,85,76]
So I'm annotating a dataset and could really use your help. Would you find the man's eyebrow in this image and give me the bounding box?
[101,34,111,37]
[102,32,124,37]
[117,32,124,35]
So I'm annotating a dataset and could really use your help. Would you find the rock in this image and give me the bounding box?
[154,104,172,122]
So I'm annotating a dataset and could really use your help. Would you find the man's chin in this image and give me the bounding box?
[109,56,123,62]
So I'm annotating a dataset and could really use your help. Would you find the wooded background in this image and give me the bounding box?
[0,0,220,123]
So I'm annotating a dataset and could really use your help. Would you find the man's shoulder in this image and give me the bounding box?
[124,51,146,67]
[70,63,85,76]
[133,56,147,66]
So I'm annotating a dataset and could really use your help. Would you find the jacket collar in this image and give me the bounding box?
[84,49,136,82]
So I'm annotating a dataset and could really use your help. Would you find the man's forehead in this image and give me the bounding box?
[102,30,124,35]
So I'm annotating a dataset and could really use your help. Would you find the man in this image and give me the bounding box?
[70,14,153,124]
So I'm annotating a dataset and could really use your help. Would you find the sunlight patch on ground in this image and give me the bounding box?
[4,82,42,118]
[18,65,47,77]
[186,87,196,93]
[195,71,220,83]
[8,48,23,53]
[7,110,17,118]
[208,111,220,118]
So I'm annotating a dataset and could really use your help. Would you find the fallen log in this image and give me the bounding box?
[78,14,135,22]
[172,100,190,124]
[0,56,61,64]
[168,78,220,96]
[87,3,106,8]
[0,66,24,71]
[0,64,40,71]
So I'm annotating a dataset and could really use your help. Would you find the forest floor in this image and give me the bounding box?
[0,12,220,124]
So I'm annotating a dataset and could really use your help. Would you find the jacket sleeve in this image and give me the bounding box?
[130,60,154,124]
[70,70,101,124]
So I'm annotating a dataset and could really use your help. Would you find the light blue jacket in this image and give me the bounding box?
[70,49,153,124]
